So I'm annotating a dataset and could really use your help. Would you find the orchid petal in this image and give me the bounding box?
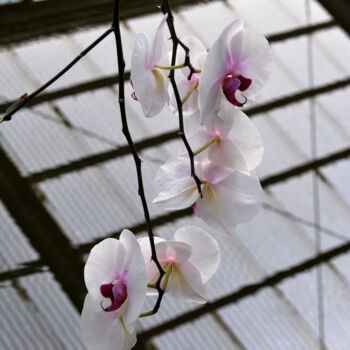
[151,15,169,64]
[81,294,136,350]
[228,28,272,98]
[152,176,199,210]
[199,19,243,124]
[196,184,230,234]
[138,236,165,295]
[174,226,220,283]
[167,262,207,303]
[208,138,248,172]
[131,33,169,117]
[214,170,263,227]
[155,241,192,264]
[170,75,199,115]
[229,109,264,170]
[84,238,126,300]
[119,230,147,330]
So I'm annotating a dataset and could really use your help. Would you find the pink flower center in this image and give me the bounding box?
[221,73,252,107]
[100,276,128,312]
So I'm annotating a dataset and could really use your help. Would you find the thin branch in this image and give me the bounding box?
[0,27,113,124]
[112,0,165,315]
[161,0,202,196]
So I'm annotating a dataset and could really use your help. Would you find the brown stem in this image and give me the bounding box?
[161,0,202,196]
[112,0,165,315]
[0,28,113,123]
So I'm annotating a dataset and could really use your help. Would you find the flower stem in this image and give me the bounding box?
[193,136,218,156]
[139,264,173,318]
[182,79,199,105]
[154,63,186,70]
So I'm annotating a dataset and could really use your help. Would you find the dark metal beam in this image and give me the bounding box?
[0,0,215,46]
[0,143,85,310]
[317,0,350,36]
[24,76,350,183]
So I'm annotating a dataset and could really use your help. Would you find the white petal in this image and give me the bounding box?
[81,294,137,350]
[174,226,220,283]
[196,184,230,234]
[153,176,199,210]
[153,158,200,210]
[228,28,272,98]
[84,238,126,299]
[178,129,211,159]
[169,75,199,115]
[138,237,165,295]
[131,33,168,117]
[151,15,169,64]
[215,171,263,227]
[229,109,264,170]
[167,262,207,303]
[155,241,192,264]
[199,19,243,125]
[119,231,147,329]
[208,138,248,172]
[177,35,207,75]
[201,162,233,185]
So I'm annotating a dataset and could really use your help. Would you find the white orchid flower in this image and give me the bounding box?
[138,226,220,303]
[199,19,272,124]
[153,158,262,234]
[181,101,263,172]
[131,15,170,117]
[81,230,147,350]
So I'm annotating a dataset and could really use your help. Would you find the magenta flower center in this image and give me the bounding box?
[100,276,128,312]
[221,73,252,107]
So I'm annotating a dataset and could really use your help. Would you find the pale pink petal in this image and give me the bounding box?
[138,236,165,295]
[201,162,233,185]
[196,184,230,234]
[153,157,200,210]
[174,226,220,283]
[184,110,201,137]
[228,28,272,98]
[177,35,207,76]
[84,238,126,300]
[178,128,211,159]
[167,262,207,303]
[229,109,264,170]
[208,138,248,172]
[151,15,169,64]
[131,33,169,117]
[214,170,263,227]
[199,19,243,124]
[81,294,136,350]
[152,176,199,210]
[119,231,147,330]
[155,241,192,264]
[170,75,199,115]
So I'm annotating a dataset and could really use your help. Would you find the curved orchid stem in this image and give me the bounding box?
[161,0,203,198]
[181,79,199,105]
[193,135,218,156]
[112,0,165,316]
[139,264,173,318]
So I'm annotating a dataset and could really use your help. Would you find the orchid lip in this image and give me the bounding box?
[221,73,252,107]
[100,277,128,312]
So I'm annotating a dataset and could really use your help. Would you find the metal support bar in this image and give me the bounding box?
[0,144,85,310]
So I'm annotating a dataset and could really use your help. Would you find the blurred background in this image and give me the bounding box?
[0,0,350,349]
